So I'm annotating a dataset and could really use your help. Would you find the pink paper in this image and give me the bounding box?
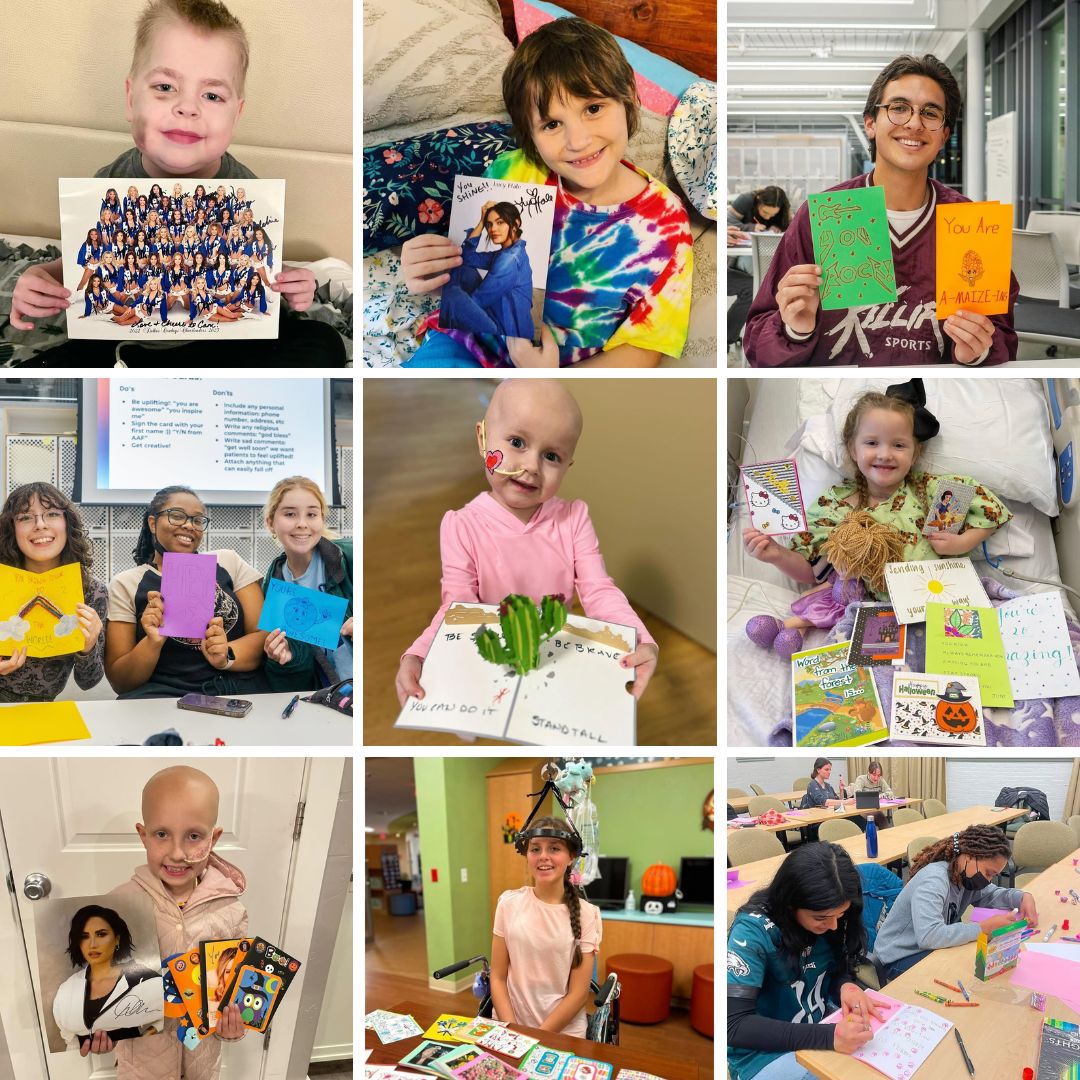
[968,906,1005,924]
[823,989,904,1034]
[785,809,811,817]
[728,878,754,889]
[1010,950,1080,998]
[160,552,218,638]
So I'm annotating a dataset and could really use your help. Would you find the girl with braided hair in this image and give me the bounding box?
[490,815,601,1037]
[744,379,1010,658]
[871,824,1039,983]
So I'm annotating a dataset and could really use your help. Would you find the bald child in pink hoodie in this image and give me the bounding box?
[395,380,659,706]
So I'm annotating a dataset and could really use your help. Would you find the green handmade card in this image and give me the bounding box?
[808,187,897,310]
[924,601,1014,707]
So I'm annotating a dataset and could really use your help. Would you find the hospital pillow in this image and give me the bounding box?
[794,379,1058,518]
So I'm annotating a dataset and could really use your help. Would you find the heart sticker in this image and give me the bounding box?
[485,450,503,473]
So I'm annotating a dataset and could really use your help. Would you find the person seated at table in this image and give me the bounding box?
[0,482,106,702]
[104,485,268,699]
[847,761,895,829]
[871,825,1039,984]
[260,476,353,691]
[799,758,844,809]
[728,842,889,1080]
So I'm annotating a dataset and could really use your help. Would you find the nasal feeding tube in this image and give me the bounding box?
[479,420,525,477]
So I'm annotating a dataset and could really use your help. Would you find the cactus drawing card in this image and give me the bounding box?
[395,602,637,745]
[740,458,806,535]
[935,202,1012,318]
[808,187,897,310]
[219,936,302,1034]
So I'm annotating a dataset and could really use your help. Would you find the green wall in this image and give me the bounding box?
[415,757,504,974]
[591,763,715,896]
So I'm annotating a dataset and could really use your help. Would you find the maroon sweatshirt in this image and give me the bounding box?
[743,174,1018,366]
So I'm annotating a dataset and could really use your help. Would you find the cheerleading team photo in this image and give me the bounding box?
[60,177,285,341]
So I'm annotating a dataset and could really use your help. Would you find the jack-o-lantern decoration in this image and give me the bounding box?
[641,863,677,897]
[934,681,979,733]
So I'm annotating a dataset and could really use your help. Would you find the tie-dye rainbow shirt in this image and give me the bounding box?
[427,150,693,366]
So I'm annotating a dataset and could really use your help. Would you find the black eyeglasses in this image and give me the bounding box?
[161,507,209,529]
[874,100,947,130]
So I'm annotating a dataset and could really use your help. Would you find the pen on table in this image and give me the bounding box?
[957,978,971,1001]
[946,1002,980,1007]
[1043,923,1058,942]
[281,693,300,719]
[914,990,949,1004]
[954,1028,975,1076]
[934,979,963,994]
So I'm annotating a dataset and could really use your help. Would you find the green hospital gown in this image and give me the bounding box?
[788,471,1012,600]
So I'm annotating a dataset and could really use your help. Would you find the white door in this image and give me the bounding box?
[0,758,306,1080]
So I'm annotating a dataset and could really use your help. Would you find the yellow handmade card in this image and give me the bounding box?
[935,202,1013,319]
[0,563,85,657]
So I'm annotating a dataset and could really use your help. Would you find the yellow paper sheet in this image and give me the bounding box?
[0,701,91,745]
[935,202,1013,319]
[0,563,85,657]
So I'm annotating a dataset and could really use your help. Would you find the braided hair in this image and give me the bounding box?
[909,825,1011,886]
[524,815,585,969]
[133,485,203,565]
[840,391,924,510]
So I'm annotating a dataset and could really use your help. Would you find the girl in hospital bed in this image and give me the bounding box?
[743,379,1011,657]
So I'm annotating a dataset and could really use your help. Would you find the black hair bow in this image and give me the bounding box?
[885,378,940,441]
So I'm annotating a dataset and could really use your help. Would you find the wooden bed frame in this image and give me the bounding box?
[496,0,716,82]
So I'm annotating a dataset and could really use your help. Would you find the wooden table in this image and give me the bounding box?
[727,806,1029,916]
[365,999,699,1080]
[729,789,804,812]
[797,848,1080,1079]
[731,798,923,834]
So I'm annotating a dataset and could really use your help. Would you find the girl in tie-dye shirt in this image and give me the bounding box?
[401,17,694,368]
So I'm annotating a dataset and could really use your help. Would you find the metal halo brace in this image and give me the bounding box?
[512,768,586,857]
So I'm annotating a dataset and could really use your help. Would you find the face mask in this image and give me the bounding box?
[960,865,990,891]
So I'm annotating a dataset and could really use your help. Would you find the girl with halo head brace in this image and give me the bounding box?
[261,476,353,691]
[728,842,891,1080]
[744,378,1012,658]
[491,815,601,1036]
[0,482,106,702]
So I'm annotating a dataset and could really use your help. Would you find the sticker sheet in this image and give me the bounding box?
[921,479,976,536]
[740,457,806,535]
[847,603,907,666]
[890,672,986,745]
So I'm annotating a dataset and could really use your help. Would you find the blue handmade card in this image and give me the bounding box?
[257,579,348,650]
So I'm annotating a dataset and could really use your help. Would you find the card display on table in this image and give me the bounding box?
[519,1046,573,1078]
[740,458,806,534]
[848,603,907,666]
[935,201,1013,319]
[400,1040,465,1075]
[476,1026,539,1059]
[924,602,1014,707]
[258,578,349,649]
[456,1018,509,1044]
[561,1059,614,1080]
[921,479,976,536]
[791,640,889,748]
[451,1053,526,1080]
[890,672,985,745]
[996,591,1080,700]
[0,563,85,657]
[883,558,991,624]
[808,186,897,310]
[374,1012,425,1044]
[159,552,218,638]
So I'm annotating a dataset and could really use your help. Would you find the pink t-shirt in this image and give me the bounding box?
[406,492,655,659]
[493,887,602,1037]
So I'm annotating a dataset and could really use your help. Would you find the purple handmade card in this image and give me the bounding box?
[160,552,217,638]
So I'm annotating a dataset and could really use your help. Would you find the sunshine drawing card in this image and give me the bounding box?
[935,202,1013,319]
[883,558,992,624]
[890,672,986,745]
[439,176,557,344]
[740,457,807,535]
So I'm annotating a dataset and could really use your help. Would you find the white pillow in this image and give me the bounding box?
[795,379,1058,517]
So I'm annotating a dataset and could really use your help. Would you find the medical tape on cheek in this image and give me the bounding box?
[479,420,525,477]
[177,840,214,865]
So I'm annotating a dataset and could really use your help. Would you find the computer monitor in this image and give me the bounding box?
[586,857,629,907]
[680,857,714,905]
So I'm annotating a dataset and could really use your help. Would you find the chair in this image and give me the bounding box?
[893,808,924,828]
[921,798,947,819]
[750,784,766,795]
[1025,211,1080,275]
[1067,815,1080,849]
[727,828,785,865]
[750,230,784,296]
[747,795,802,848]
[819,818,862,842]
[906,836,939,871]
[728,787,748,799]
[792,777,811,791]
[1012,820,1079,886]
[1012,230,1080,351]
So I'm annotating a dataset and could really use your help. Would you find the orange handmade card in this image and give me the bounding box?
[935,202,1013,319]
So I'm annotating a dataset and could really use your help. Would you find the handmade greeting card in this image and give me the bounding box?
[218,936,302,1034]
[436,1046,487,1077]
[200,938,243,1034]
[422,1014,475,1044]
[258,579,349,650]
[791,640,889,748]
[921,479,976,535]
[890,672,985,745]
[476,1026,539,1058]
[451,1054,526,1080]
[561,1059,613,1080]
[395,602,637,745]
[924,602,1014,707]
[996,591,1080,700]
[883,558,992,624]
[439,176,557,344]
[61,178,285,341]
[740,457,806,534]
[519,1046,574,1079]
[847,603,907,666]
[935,201,1013,319]
[159,552,218,639]
[0,563,85,658]
[808,186,896,310]
[401,1041,464,1075]
[375,1012,425,1043]
[34,892,165,1053]
[456,1018,509,1044]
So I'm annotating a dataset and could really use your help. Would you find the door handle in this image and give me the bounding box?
[23,872,51,900]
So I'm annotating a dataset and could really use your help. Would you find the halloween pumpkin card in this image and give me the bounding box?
[890,672,985,745]
[924,602,1013,707]
[935,202,1013,319]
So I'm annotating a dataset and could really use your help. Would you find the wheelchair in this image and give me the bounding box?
[432,954,621,1045]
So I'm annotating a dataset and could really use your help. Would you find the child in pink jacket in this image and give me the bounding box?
[395,379,659,705]
[89,766,248,1079]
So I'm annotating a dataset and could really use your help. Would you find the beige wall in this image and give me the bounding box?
[560,379,717,650]
[0,1,352,261]
[728,379,752,463]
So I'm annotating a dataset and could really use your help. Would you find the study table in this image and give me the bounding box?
[366,999,699,1079]
[796,847,1080,1079]
[730,798,923,834]
[727,805,1030,918]
[728,789,805,812]
[0,692,351,746]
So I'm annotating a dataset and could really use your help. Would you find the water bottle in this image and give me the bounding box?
[624,889,635,911]
[865,817,878,858]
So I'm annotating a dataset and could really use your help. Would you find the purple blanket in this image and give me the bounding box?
[771,579,1080,747]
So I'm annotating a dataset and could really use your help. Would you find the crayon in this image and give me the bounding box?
[946,1002,980,1007]
[934,979,962,994]
[915,990,949,1004]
